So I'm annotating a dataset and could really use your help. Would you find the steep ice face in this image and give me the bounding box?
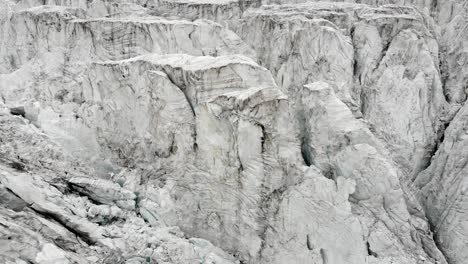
[1,1,467,264]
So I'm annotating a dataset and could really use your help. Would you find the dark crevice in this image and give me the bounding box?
[430,0,439,18]
[259,123,266,154]
[163,71,196,117]
[9,161,26,171]
[369,34,393,78]
[29,207,95,245]
[439,50,451,102]
[192,127,198,152]
[415,113,454,179]
[353,58,360,83]
[306,234,313,250]
[350,25,360,84]
[300,140,312,167]
[134,191,142,211]
[427,218,448,263]
[367,242,378,257]
[9,106,26,118]
[67,182,104,206]
[297,106,313,167]
[19,258,34,264]
[188,28,195,42]
[169,135,178,155]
